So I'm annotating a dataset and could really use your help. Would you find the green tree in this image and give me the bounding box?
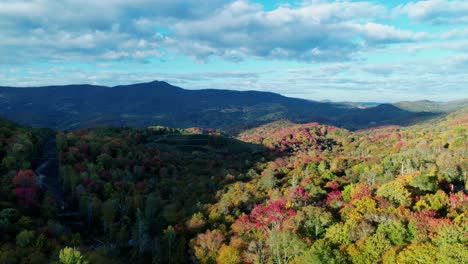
[101,199,117,235]
[291,206,334,240]
[294,239,347,264]
[16,230,35,248]
[376,220,409,246]
[410,174,438,192]
[376,180,411,207]
[347,233,392,264]
[59,247,88,264]
[396,243,437,264]
[260,170,276,190]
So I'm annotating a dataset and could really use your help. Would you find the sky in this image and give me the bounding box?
[1,0,467,102]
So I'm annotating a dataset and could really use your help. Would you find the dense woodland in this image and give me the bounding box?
[0,81,448,132]
[0,108,467,263]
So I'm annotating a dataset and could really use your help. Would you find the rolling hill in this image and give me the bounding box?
[0,107,466,263]
[0,81,453,132]
[393,99,468,113]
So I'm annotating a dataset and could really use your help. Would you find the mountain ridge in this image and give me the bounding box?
[0,80,461,132]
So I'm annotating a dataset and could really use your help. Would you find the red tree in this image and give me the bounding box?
[12,170,38,207]
[233,198,296,235]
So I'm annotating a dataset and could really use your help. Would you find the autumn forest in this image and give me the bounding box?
[0,106,466,263]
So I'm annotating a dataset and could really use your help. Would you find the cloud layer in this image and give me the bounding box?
[1,0,467,101]
[0,0,430,64]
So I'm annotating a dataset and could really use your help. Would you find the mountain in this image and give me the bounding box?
[393,99,468,113]
[0,81,441,132]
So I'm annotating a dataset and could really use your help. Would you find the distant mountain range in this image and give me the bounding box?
[0,81,465,132]
[393,99,468,113]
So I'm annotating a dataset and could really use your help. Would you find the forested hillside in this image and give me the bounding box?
[393,99,468,113]
[0,117,50,263]
[0,109,466,263]
[0,81,442,132]
[1,124,268,263]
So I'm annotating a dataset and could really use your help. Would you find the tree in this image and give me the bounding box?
[410,174,438,192]
[97,153,113,170]
[0,208,19,223]
[246,240,268,264]
[288,186,309,206]
[0,246,18,264]
[192,229,225,264]
[161,225,186,264]
[59,247,88,264]
[396,243,437,264]
[267,231,306,264]
[427,190,449,211]
[233,198,296,235]
[260,170,276,190]
[294,239,347,264]
[289,206,334,240]
[15,230,35,248]
[23,251,47,264]
[217,245,242,264]
[12,170,36,187]
[12,170,38,207]
[186,212,206,233]
[132,209,150,255]
[376,220,409,246]
[435,243,468,264]
[145,193,162,232]
[376,180,411,207]
[1,156,16,172]
[346,233,392,264]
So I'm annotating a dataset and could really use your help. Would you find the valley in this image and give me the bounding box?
[3,0,468,263]
[0,107,466,263]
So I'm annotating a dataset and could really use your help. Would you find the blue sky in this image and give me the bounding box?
[1,0,467,102]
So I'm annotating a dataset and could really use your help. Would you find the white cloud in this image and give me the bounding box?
[353,23,427,43]
[167,0,423,61]
[441,28,468,39]
[0,0,228,64]
[0,0,429,65]
[0,0,466,102]
[395,0,468,24]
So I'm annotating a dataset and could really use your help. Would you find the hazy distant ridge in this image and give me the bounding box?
[0,81,462,132]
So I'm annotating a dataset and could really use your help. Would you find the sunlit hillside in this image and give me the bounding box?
[0,108,466,263]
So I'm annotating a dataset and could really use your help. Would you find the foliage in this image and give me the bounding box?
[59,247,88,264]
[217,245,242,264]
[267,231,306,264]
[15,230,35,248]
[0,108,466,263]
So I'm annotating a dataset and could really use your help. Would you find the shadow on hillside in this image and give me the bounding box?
[0,82,455,134]
[327,104,442,131]
[248,104,443,134]
[42,129,283,242]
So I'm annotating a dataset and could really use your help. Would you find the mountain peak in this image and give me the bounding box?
[112,80,182,90]
[0,81,458,131]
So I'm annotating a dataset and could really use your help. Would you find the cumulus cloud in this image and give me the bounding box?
[0,0,228,64]
[163,0,428,61]
[395,0,468,24]
[0,0,429,65]
[0,0,466,102]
